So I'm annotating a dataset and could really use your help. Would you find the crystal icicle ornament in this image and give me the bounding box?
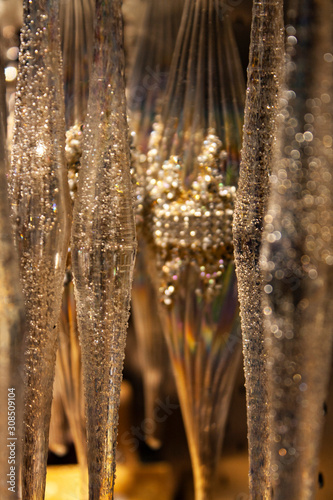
[0,53,25,500]
[128,0,184,154]
[154,0,244,188]
[261,1,333,498]
[232,0,284,498]
[128,0,183,448]
[8,0,71,497]
[143,0,245,498]
[71,0,136,497]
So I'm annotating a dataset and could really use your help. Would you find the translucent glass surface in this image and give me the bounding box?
[232,0,284,498]
[71,0,136,497]
[142,0,245,497]
[9,0,71,497]
[0,53,25,500]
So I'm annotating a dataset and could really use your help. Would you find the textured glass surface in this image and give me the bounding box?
[261,1,333,498]
[71,0,136,497]
[128,0,184,154]
[232,0,284,498]
[9,0,71,497]
[155,0,244,188]
[142,0,245,498]
[0,54,25,500]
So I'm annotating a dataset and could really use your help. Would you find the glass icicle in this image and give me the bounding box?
[155,0,244,188]
[0,51,25,500]
[232,0,284,498]
[71,0,136,497]
[9,0,71,498]
[143,0,245,498]
[128,0,183,448]
[128,0,184,155]
[261,1,333,498]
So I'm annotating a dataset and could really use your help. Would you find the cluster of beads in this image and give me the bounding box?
[65,123,83,201]
[133,121,236,305]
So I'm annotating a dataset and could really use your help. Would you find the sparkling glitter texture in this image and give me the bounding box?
[261,1,333,499]
[140,0,245,305]
[140,0,245,498]
[9,0,71,497]
[128,0,184,446]
[0,58,25,500]
[71,0,136,498]
[145,129,237,304]
[232,1,284,498]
